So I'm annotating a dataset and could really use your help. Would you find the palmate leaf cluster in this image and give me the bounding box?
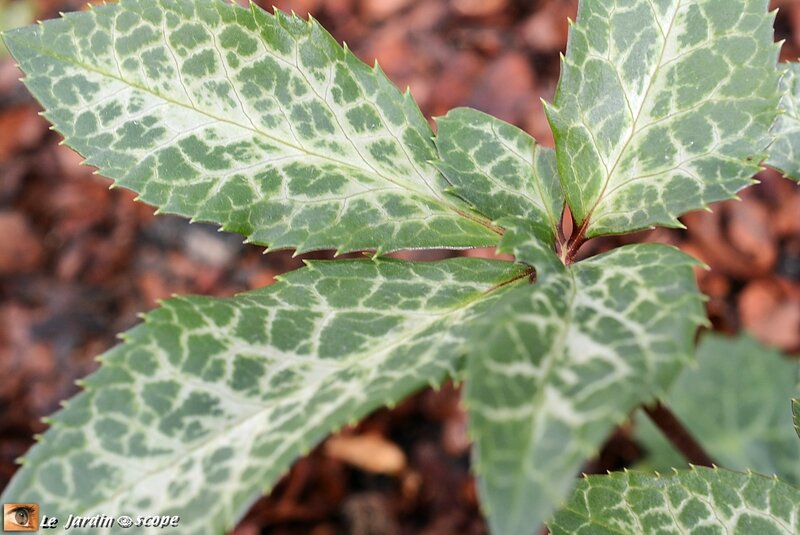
[560,333,800,535]
[634,335,800,485]
[2,0,799,533]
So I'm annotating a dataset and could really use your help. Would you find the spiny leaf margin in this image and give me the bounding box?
[768,63,800,182]
[548,0,781,237]
[549,467,800,535]
[634,332,800,484]
[1,258,524,534]
[466,244,706,535]
[3,0,499,255]
[434,107,564,237]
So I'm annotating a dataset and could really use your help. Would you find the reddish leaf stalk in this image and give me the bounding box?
[643,401,716,468]
[558,211,588,265]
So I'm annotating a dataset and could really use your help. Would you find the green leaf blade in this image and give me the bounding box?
[1,258,524,533]
[465,244,706,534]
[495,216,566,279]
[768,64,800,182]
[4,0,498,254]
[635,333,800,484]
[435,107,564,234]
[550,0,780,237]
[549,468,800,535]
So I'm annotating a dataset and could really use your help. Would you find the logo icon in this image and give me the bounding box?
[3,504,39,531]
[116,516,133,528]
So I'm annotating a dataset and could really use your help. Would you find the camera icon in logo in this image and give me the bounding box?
[3,504,39,532]
[116,515,134,528]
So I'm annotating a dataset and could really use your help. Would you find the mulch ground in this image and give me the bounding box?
[1,1,798,534]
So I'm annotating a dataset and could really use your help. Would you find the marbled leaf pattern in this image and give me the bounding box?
[548,0,780,237]
[550,468,800,535]
[0,258,525,534]
[465,244,706,535]
[635,333,800,485]
[435,108,564,234]
[768,64,800,182]
[2,2,791,535]
[3,0,500,254]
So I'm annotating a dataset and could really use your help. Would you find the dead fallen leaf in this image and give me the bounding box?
[325,433,406,475]
[359,0,414,21]
[0,210,42,274]
[452,0,508,18]
[738,278,800,351]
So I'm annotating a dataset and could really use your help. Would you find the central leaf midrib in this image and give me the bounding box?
[20,37,497,231]
[576,1,682,232]
[508,268,578,524]
[64,265,527,518]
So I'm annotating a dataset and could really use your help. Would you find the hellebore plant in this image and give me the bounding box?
[2,0,800,533]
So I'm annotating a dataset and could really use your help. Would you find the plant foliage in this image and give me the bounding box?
[2,0,798,534]
[555,335,800,535]
[5,0,500,255]
[3,258,523,532]
[546,0,780,237]
[769,64,800,182]
[465,245,704,535]
[635,333,800,484]
[550,467,800,535]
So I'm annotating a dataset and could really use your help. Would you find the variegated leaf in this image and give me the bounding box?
[0,258,525,534]
[549,467,800,535]
[3,0,500,255]
[548,0,780,237]
[793,399,799,440]
[465,244,706,535]
[768,64,800,182]
[635,333,800,484]
[495,216,566,280]
[435,107,564,234]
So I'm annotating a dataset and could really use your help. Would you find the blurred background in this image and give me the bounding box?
[0,0,799,533]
